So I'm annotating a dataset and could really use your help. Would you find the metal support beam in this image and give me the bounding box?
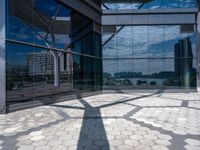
[102,26,124,47]
[0,0,6,114]
[56,0,102,24]
[101,3,110,10]
[197,11,200,92]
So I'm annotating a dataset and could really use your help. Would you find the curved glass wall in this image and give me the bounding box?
[103,25,197,89]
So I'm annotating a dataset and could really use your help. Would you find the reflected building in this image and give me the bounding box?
[174,38,196,87]
[27,51,54,75]
[26,51,68,75]
[7,64,28,76]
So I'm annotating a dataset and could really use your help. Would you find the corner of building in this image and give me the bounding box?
[0,0,6,114]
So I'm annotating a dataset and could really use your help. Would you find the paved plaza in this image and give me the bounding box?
[0,89,200,150]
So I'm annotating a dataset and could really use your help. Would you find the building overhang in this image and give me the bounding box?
[10,0,70,34]
[56,0,102,24]
[102,8,198,26]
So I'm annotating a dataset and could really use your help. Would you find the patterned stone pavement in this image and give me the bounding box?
[0,89,200,150]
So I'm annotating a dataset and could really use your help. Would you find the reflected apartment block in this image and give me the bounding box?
[26,51,70,75]
[27,51,54,75]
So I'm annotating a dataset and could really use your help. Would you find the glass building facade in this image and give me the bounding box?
[102,0,198,89]
[0,0,199,112]
[6,0,102,110]
[103,25,197,89]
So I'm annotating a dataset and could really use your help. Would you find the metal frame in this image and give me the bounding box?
[196,7,200,91]
[0,0,6,114]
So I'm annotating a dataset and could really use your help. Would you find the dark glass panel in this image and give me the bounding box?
[91,0,101,6]
[94,59,102,90]
[6,42,34,104]
[73,55,83,91]
[82,33,94,56]
[6,42,73,105]
[84,57,94,91]
[72,40,81,54]
[94,33,102,57]
[6,0,35,43]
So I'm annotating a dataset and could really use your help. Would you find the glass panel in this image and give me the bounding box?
[133,26,148,58]
[94,59,102,90]
[116,0,132,9]
[143,0,164,9]
[117,26,133,58]
[148,59,165,87]
[73,55,84,91]
[133,59,149,87]
[6,42,34,105]
[6,42,74,105]
[116,60,133,88]
[149,26,165,58]
[102,0,197,9]
[166,0,196,8]
[181,28,196,59]
[6,0,103,110]
[103,60,118,88]
[164,59,180,87]
[6,0,35,43]
[94,33,102,57]
[164,26,180,58]
[84,57,94,91]
[103,33,118,58]
[82,33,94,56]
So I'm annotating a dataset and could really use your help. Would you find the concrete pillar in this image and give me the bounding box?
[0,0,6,113]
